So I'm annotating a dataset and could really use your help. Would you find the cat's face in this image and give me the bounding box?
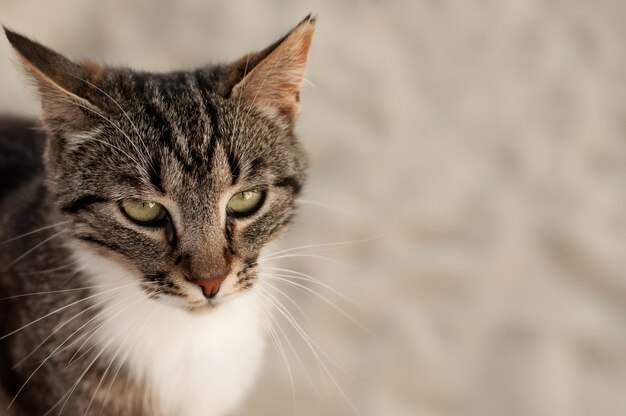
[6,17,315,310]
[58,75,307,310]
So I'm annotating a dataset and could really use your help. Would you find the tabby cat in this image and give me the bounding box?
[0,15,315,416]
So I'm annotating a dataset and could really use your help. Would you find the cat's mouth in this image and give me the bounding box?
[142,269,258,311]
[182,287,256,313]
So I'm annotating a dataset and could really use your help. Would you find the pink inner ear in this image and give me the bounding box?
[231,18,315,124]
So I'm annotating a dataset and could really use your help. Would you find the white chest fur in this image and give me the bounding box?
[73,249,266,416]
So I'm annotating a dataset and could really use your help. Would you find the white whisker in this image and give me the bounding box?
[22,261,79,276]
[263,267,361,306]
[258,286,361,415]
[8,290,125,408]
[35,284,139,363]
[3,230,66,272]
[262,253,356,269]
[0,221,68,245]
[67,290,147,366]
[0,283,134,341]
[83,302,147,416]
[262,273,371,335]
[99,304,157,414]
[297,199,356,217]
[260,235,382,260]
[255,293,297,408]
[0,280,129,301]
[259,284,353,379]
[45,291,153,416]
[259,284,325,401]
[13,288,125,369]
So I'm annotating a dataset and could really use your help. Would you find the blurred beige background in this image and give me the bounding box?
[2,0,626,415]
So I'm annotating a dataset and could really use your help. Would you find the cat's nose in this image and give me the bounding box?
[187,274,227,299]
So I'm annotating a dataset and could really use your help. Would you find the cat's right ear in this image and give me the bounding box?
[3,27,103,132]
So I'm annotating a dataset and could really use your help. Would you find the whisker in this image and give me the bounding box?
[260,282,325,383]
[0,221,68,245]
[60,270,82,288]
[300,77,315,89]
[66,287,156,367]
[260,235,382,260]
[0,283,134,341]
[263,267,361,306]
[83,303,147,416]
[7,290,125,408]
[13,288,125,369]
[3,230,66,272]
[258,286,361,414]
[254,294,297,408]
[99,304,158,415]
[257,284,323,401]
[263,273,371,335]
[45,291,153,416]
[22,261,79,276]
[262,253,356,269]
[259,284,354,379]
[297,199,356,217]
[0,280,128,301]
[66,298,134,366]
[261,281,311,325]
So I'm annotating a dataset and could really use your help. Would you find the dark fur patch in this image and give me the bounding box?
[227,152,240,184]
[61,194,109,213]
[149,160,165,193]
[75,234,124,253]
[275,176,302,195]
[0,118,45,199]
[164,219,177,247]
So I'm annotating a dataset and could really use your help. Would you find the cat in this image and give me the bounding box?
[0,15,315,416]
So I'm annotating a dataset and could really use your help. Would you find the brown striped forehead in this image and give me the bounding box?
[88,69,306,196]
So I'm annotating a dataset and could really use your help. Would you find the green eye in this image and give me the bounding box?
[122,200,166,224]
[227,190,264,217]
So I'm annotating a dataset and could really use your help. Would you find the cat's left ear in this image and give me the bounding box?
[229,15,316,126]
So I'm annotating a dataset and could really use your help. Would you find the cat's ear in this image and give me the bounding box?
[4,27,104,132]
[230,15,315,126]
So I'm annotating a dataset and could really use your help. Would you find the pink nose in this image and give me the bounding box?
[191,275,227,299]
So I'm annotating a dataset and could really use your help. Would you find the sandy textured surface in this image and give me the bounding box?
[2,1,626,415]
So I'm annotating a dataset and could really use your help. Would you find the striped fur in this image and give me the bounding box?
[0,16,315,415]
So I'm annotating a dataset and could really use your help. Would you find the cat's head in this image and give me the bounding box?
[5,16,315,310]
